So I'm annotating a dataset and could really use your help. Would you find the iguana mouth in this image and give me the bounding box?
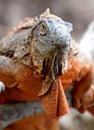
[42,44,69,79]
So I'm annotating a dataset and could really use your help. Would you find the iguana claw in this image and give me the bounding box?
[0,81,5,93]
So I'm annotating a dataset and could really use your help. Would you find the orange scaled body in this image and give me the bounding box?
[1,52,93,130]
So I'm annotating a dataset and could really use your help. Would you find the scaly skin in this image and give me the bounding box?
[0,9,75,120]
[3,51,93,130]
[0,9,93,130]
[0,9,73,130]
[0,58,43,102]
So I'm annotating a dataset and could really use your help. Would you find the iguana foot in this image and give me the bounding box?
[0,81,5,93]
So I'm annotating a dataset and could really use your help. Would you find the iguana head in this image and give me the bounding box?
[7,9,78,79]
[31,9,73,79]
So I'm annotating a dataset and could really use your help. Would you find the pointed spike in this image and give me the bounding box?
[40,8,51,19]
[45,8,50,14]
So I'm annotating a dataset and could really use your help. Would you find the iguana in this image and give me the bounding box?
[0,9,93,130]
[0,9,78,118]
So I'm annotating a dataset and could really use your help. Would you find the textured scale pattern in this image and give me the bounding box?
[2,51,93,130]
[0,9,74,119]
[0,9,93,130]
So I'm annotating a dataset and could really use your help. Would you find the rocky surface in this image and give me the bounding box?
[59,108,94,130]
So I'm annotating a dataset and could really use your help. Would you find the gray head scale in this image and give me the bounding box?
[31,10,72,78]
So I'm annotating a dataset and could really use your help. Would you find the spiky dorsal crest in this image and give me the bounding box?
[7,17,39,35]
[39,8,62,21]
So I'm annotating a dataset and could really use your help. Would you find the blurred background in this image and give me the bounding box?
[1,0,94,41]
[1,0,94,130]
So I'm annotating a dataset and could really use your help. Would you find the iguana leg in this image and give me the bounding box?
[0,56,18,89]
[0,81,5,93]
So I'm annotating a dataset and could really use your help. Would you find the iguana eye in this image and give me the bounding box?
[40,23,47,35]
